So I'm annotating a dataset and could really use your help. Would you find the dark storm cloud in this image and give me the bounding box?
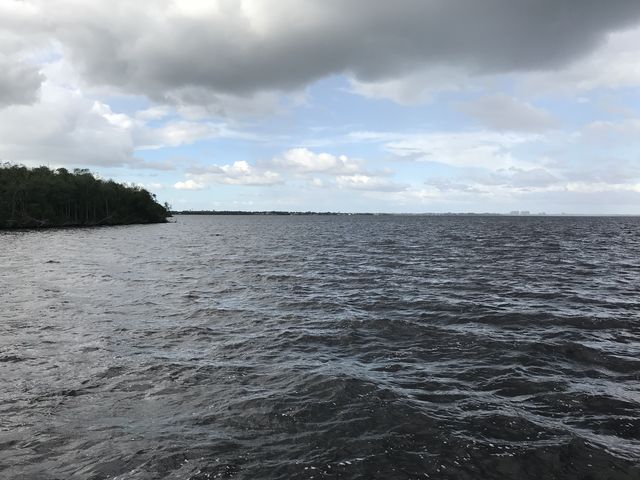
[0,58,43,107]
[10,1,640,102]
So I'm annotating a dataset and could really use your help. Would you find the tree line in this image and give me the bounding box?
[0,164,169,228]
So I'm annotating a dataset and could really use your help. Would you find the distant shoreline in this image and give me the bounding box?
[172,211,639,217]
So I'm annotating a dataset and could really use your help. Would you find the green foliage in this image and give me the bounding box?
[0,163,169,228]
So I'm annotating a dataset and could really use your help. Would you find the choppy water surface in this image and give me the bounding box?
[1,215,640,479]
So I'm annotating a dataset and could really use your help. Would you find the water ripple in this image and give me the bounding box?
[1,215,639,479]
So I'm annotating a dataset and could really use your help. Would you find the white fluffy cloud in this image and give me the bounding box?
[174,179,205,190]
[0,57,254,169]
[174,147,399,190]
[215,161,281,185]
[137,121,223,150]
[336,174,407,192]
[0,80,135,167]
[179,161,282,188]
[269,148,362,174]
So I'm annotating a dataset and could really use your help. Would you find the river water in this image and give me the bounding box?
[1,215,639,479]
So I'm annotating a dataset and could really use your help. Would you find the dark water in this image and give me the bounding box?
[1,215,640,480]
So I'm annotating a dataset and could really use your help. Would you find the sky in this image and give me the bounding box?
[2,1,640,213]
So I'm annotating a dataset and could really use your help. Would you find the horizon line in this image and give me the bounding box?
[171,210,640,217]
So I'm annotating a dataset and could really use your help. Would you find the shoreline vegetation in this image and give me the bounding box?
[0,164,170,229]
